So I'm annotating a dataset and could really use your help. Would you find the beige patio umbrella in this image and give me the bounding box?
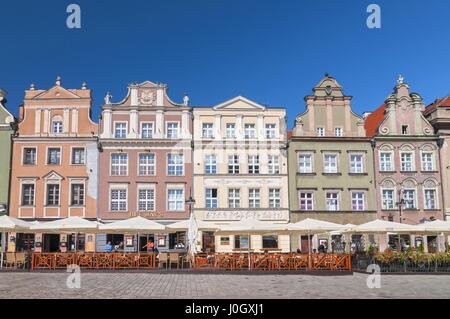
[414,220,450,252]
[99,216,165,252]
[0,216,35,268]
[167,219,218,232]
[343,219,417,234]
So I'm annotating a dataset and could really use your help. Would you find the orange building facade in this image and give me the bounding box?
[8,78,98,252]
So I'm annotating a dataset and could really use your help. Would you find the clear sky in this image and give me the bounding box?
[1,0,449,127]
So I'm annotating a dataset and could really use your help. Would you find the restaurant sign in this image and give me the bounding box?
[129,211,164,218]
[204,210,289,221]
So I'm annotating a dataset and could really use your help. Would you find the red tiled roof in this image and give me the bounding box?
[364,103,386,138]
[424,94,450,115]
[287,130,293,139]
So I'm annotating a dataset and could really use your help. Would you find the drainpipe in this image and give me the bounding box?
[437,137,446,221]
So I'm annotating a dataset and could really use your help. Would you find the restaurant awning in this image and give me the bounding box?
[0,215,34,232]
[287,218,347,234]
[415,220,450,234]
[343,219,417,234]
[98,216,165,234]
[167,219,218,231]
[30,216,101,233]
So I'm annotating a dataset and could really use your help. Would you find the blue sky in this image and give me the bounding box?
[1,0,449,127]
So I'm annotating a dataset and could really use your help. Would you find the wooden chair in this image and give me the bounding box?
[15,253,26,269]
[169,253,180,269]
[5,253,16,268]
[158,253,169,269]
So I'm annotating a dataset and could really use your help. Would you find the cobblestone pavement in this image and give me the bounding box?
[0,271,449,299]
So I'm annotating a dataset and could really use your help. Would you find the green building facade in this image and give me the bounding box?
[0,90,15,216]
[288,76,377,251]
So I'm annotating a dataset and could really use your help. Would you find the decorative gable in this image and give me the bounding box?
[43,171,64,181]
[213,96,266,111]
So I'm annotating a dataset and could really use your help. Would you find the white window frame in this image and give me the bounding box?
[46,146,62,165]
[46,183,61,207]
[379,152,394,172]
[228,155,240,174]
[137,185,156,212]
[269,188,281,208]
[114,122,128,139]
[205,154,217,175]
[325,191,340,211]
[244,123,256,139]
[205,188,218,209]
[323,153,338,173]
[138,153,156,176]
[299,191,314,211]
[166,122,180,139]
[334,127,343,137]
[381,188,395,210]
[400,152,415,172]
[22,147,37,165]
[298,153,313,173]
[140,122,154,139]
[202,123,214,139]
[167,153,184,176]
[421,152,435,172]
[110,185,128,212]
[350,153,364,174]
[71,147,86,165]
[317,127,325,137]
[167,186,185,212]
[265,123,276,139]
[226,123,236,139]
[110,153,128,176]
[351,192,365,211]
[248,188,261,208]
[21,182,35,207]
[248,155,260,174]
[70,181,85,207]
[228,188,241,208]
[268,155,280,174]
[52,120,63,134]
[403,188,417,209]
[424,188,438,210]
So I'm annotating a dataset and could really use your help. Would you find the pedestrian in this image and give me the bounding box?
[105,241,113,253]
[142,240,155,253]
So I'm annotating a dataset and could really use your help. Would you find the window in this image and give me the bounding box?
[138,188,155,211]
[402,125,409,135]
[226,123,235,139]
[46,184,60,206]
[244,124,256,139]
[141,123,153,139]
[220,237,230,245]
[424,189,437,210]
[111,154,128,176]
[351,192,365,211]
[21,184,34,206]
[299,192,314,210]
[262,235,278,249]
[167,154,184,176]
[317,127,325,137]
[249,188,261,208]
[202,123,214,139]
[268,155,280,174]
[23,148,36,165]
[205,188,218,208]
[269,188,281,208]
[168,188,184,211]
[114,122,127,138]
[52,121,63,134]
[205,155,217,175]
[248,155,260,174]
[324,154,338,173]
[401,153,414,171]
[235,235,249,249]
[381,189,395,210]
[326,192,339,211]
[228,188,240,208]
[380,152,393,171]
[47,148,61,165]
[403,189,416,209]
[71,184,85,206]
[350,154,364,173]
[71,148,85,165]
[334,127,343,137]
[228,155,240,174]
[138,154,155,176]
[166,122,179,139]
[110,189,127,211]
[421,153,434,171]
[265,124,276,139]
[298,154,313,173]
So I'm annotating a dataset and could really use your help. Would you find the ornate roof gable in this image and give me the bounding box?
[212,96,266,111]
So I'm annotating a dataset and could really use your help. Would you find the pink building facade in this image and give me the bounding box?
[366,77,444,232]
[98,81,192,251]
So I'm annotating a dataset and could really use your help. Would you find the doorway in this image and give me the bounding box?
[139,235,155,252]
[300,235,313,253]
[202,232,215,253]
[43,234,60,252]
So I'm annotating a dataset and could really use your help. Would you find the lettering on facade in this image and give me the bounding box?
[204,211,288,221]
[129,211,164,218]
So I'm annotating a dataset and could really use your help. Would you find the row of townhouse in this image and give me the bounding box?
[0,75,449,253]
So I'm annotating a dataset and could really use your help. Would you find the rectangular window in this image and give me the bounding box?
[402,125,409,135]
[138,188,155,211]
[111,154,128,176]
[71,148,85,165]
[110,189,127,211]
[228,188,241,208]
[268,155,280,174]
[205,188,218,208]
[167,154,184,176]
[269,188,281,208]
[202,123,214,139]
[71,184,85,206]
[141,123,153,139]
[262,235,278,249]
[166,122,179,139]
[47,148,61,165]
[326,192,339,211]
[249,188,261,208]
[380,152,393,171]
[403,189,416,209]
[324,154,338,173]
[228,155,240,174]
[424,189,436,210]
[220,237,230,246]
[248,155,260,174]
[46,184,60,206]
[235,235,249,249]
[21,184,35,206]
[299,192,314,211]
[421,153,434,171]
[350,154,364,173]
[23,148,36,165]
[351,192,365,211]
[244,124,256,139]
[317,127,325,137]
[205,155,217,175]
[114,122,127,138]
[138,153,155,176]
[401,153,414,172]
[382,189,395,210]
[168,188,184,211]
[226,123,235,139]
[265,124,276,139]
[298,154,313,173]
[334,127,343,137]
[53,121,63,134]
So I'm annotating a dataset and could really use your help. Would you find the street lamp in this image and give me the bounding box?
[395,188,406,224]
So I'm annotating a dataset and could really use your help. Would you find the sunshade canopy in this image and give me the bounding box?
[0,216,33,232]
[415,220,450,233]
[30,216,100,233]
[98,216,165,233]
[343,219,417,234]
[167,219,218,231]
[287,218,347,234]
